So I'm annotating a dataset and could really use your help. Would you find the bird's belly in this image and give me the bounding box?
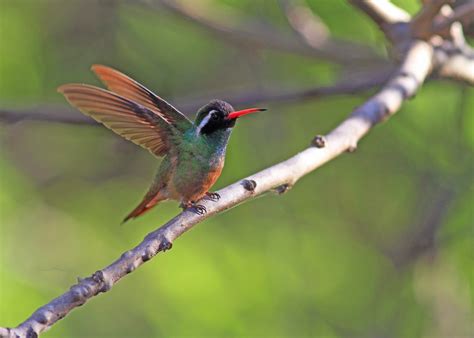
[171,154,224,203]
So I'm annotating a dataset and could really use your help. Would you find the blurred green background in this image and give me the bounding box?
[0,0,473,337]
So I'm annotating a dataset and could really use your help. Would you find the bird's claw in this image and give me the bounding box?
[180,202,207,215]
[194,204,207,215]
[205,192,220,201]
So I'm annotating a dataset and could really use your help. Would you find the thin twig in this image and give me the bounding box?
[348,0,411,30]
[350,0,473,85]
[279,0,377,60]
[280,0,330,47]
[436,47,474,85]
[431,4,474,85]
[348,0,412,52]
[411,0,452,39]
[433,1,474,35]
[0,106,93,125]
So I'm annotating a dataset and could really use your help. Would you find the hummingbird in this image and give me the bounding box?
[58,65,266,223]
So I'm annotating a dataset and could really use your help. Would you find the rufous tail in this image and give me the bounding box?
[122,191,165,224]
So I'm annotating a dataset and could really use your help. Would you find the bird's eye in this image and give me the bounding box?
[211,112,219,120]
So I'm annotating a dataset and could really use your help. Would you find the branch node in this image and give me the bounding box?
[311,135,327,148]
[70,284,88,301]
[36,311,51,325]
[242,179,257,192]
[92,270,111,292]
[141,246,156,262]
[274,183,292,195]
[158,238,173,252]
[26,327,38,338]
[126,262,137,274]
[347,145,358,153]
[396,71,420,93]
[381,104,391,119]
[121,250,134,260]
[0,328,12,338]
[398,70,411,78]
[92,271,104,283]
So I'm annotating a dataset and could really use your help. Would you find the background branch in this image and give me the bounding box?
[280,0,330,46]
[278,0,381,62]
[0,74,389,125]
[151,0,383,64]
[3,0,471,126]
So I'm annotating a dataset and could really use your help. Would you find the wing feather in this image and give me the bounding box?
[58,84,179,157]
[91,65,193,132]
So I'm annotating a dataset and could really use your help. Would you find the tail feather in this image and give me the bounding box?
[122,192,165,224]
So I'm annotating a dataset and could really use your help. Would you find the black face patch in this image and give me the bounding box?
[195,100,236,136]
[200,109,236,135]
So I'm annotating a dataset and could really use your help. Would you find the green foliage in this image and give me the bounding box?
[0,1,472,337]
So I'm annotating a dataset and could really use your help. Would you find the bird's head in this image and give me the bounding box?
[195,99,266,136]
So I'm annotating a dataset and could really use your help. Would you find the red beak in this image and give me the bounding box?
[228,107,267,120]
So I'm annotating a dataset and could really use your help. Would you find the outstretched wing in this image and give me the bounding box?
[91,64,193,132]
[58,84,180,157]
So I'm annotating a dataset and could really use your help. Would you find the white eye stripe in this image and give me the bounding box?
[196,111,214,134]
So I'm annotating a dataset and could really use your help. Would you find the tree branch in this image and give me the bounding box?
[0,39,433,338]
[440,45,474,71]
[430,4,474,85]
[351,0,474,85]
[0,105,93,125]
[348,0,412,53]
[411,0,452,39]
[432,1,474,35]
[348,0,411,31]
[435,45,474,84]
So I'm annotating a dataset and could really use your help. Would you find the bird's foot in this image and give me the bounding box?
[205,192,220,202]
[180,201,207,215]
[193,204,207,215]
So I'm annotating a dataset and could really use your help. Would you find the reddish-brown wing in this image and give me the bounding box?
[58,84,179,157]
[91,65,192,132]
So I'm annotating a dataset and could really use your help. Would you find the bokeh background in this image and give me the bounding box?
[1,0,473,337]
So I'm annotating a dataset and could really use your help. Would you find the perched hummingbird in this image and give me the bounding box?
[58,65,266,223]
